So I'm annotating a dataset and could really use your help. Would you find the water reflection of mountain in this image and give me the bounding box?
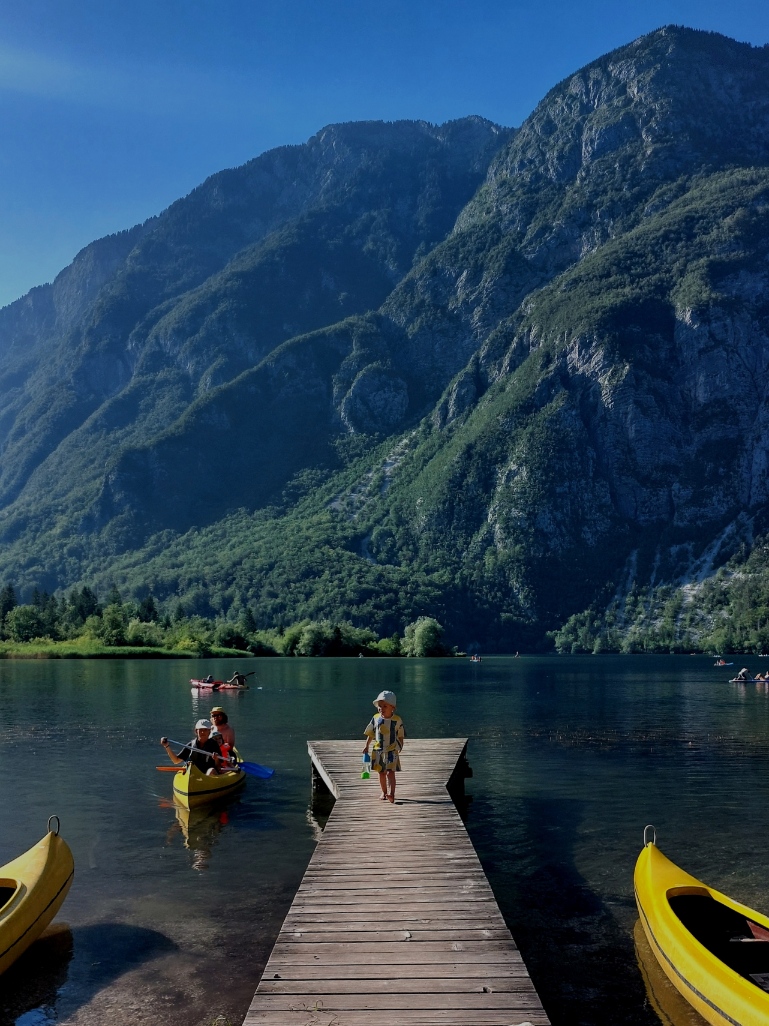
[634,919,708,1026]
[0,923,176,1026]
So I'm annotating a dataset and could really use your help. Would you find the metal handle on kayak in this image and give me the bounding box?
[48,815,61,836]
[643,824,656,847]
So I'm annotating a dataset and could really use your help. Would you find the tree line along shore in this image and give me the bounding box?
[0,584,453,658]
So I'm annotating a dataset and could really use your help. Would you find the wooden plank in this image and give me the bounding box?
[281,922,509,934]
[250,992,545,1010]
[245,1013,550,1026]
[264,948,524,964]
[269,941,521,958]
[280,915,506,931]
[278,930,514,942]
[243,739,549,1026]
[258,979,538,995]
[264,963,530,978]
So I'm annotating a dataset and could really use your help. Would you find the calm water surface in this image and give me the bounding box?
[1,655,768,1026]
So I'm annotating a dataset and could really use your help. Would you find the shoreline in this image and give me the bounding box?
[0,644,255,660]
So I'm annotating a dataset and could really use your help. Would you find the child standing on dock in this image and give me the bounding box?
[363,690,405,803]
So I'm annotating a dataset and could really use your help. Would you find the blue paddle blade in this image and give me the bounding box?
[239,761,275,779]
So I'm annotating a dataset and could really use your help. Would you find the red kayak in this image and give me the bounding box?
[189,679,248,691]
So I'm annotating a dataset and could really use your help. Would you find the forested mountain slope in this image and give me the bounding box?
[2,26,769,649]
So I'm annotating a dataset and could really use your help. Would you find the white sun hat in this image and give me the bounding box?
[373,691,397,708]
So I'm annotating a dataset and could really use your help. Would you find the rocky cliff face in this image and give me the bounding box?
[1,27,769,646]
[0,116,507,532]
[374,163,769,635]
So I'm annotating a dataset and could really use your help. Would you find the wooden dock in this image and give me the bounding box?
[243,739,549,1026]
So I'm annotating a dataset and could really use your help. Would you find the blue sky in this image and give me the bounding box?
[1,0,768,308]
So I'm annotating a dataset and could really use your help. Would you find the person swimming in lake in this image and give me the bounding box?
[362,690,405,803]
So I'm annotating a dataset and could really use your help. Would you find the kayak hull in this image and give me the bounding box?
[172,762,246,809]
[635,840,769,1026]
[0,829,74,976]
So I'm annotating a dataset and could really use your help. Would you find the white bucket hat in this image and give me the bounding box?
[195,718,213,730]
[373,691,397,709]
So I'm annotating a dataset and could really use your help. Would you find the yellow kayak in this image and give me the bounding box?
[172,762,245,809]
[0,818,74,976]
[635,826,769,1026]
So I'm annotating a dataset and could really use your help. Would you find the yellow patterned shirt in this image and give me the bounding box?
[364,713,405,773]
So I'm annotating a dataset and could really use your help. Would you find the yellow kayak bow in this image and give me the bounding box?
[635,826,769,1026]
[0,817,74,976]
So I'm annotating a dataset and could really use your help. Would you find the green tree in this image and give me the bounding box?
[402,617,445,657]
[126,619,165,647]
[138,595,159,622]
[0,584,17,620]
[237,607,258,634]
[99,604,128,646]
[213,622,249,650]
[5,605,46,642]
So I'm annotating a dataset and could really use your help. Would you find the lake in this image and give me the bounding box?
[1,654,767,1026]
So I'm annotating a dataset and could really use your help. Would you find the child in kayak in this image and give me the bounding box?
[210,730,236,768]
[363,690,405,803]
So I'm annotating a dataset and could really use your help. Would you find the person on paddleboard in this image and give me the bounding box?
[160,719,224,775]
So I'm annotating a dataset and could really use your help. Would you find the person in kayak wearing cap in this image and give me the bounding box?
[160,719,225,775]
[363,690,405,803]
[209,707,236,748]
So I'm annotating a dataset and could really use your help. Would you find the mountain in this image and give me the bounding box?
[2,26,769,649]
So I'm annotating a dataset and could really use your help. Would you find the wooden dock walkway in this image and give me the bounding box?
[243,739,549,1026]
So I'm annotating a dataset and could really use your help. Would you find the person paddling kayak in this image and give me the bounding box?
[223,670,253,689]
[160,719,224,775]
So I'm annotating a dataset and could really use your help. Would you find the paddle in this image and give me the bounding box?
[160,739,275,780]
[238,761,275,779]
[156,762,274,779]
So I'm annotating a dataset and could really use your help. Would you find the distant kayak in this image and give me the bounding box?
[714,661,733,667]
[189,679,248,691]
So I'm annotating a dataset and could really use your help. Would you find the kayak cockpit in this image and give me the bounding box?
[669,891,769,990]
[0,882,19,915]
